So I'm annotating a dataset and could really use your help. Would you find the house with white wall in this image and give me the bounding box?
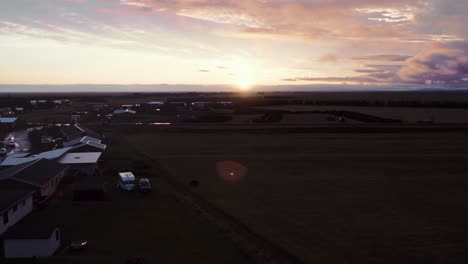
[0,189,35,236]
[3,224,60,258]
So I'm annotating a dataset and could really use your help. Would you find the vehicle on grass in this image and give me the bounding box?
[70,240,88,251]
[139,178,152,193]
[118,172,136,191]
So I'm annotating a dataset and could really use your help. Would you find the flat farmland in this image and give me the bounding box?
[127,133,468,264]
[256,105,468,123]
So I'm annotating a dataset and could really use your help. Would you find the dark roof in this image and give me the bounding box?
[0,161,34,181]
[61,125,99,140]
[0,189,35,215]
[0,159,68,187]
[3,223,59,239]
[61,124,85,139]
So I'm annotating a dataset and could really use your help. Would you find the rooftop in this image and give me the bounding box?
[0,159,68,186]
[119,172,135,181]
[61,124,100,140]
[0,147,72,166]
[63,136,101,148]
[58,152,102,164]
[0,117,18,124]
[0,189,35,215]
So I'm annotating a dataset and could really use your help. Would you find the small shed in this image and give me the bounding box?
[3,224,60,258]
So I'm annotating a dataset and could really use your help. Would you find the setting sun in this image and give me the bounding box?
[239,80,251,91]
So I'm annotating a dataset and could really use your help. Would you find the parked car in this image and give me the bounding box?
[139,178,152,193]
[70,240,88,251]
[118,172,136,191]
[0,148,7,156]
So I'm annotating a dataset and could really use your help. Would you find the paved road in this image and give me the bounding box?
[3,129,32,155]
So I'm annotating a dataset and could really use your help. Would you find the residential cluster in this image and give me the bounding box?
[0,124,106,258]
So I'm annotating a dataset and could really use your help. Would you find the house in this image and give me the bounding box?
[0,159,68,201]
[3,224,60,258]
[0,189,35,235]
[58,152,102,176]
[60,124,100,141]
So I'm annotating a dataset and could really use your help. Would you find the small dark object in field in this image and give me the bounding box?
[70,240,88,251]
[189,180,200,187]
[126,258,144,264]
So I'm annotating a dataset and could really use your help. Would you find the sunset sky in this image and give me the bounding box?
[0,0,467,89]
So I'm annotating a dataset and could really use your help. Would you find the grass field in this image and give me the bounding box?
[256,105,468,123]
[127,132,468,264]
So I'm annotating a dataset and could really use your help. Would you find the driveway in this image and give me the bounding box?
[4,129,32,155]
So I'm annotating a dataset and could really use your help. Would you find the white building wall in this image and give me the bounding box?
[0,195,33,235]
[4,228,60,258]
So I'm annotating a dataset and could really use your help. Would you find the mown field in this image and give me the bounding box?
[127,132,468,264]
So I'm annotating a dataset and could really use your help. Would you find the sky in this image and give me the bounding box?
[0,0,467,90]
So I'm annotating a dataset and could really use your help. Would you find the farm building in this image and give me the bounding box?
[0,159,68,202]
[0,189,35,235]
[58,152,102,176]
[3,224,60,258]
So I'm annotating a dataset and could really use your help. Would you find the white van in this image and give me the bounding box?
[118,172,136,191]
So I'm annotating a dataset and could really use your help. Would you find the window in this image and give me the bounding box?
[3,213,8,224]
[22,200,26,206]
[12,204,17,212]
[55,229,60,241]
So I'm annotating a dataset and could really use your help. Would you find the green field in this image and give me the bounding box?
[127,132,468,263]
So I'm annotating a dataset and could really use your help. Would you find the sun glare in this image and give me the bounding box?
[239,80,251,91]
